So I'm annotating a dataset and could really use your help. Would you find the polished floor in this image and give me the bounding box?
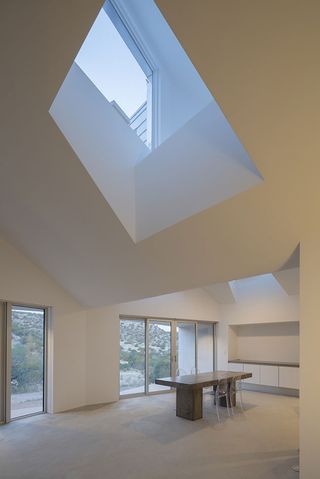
[0,391,299,479]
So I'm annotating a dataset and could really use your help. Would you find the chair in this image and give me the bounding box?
[230,377,244,413]
[176,368,188,376]
[214,378,232,421]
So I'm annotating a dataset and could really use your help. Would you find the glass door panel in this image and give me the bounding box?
[197,323,214,373]
[120,319,145,396]
[0,303,5,423]
[10,306,45,419]
[176,322,196,375]
[147,320,171,392]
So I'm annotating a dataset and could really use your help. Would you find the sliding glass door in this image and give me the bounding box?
[119,318,216,398]
[148,320,171,392]
[0,303,5,424]
[197,322,214,373]
[0,302,47,422]
[9,306,46,419]
[176,322,196,375]
[120,318,145,396]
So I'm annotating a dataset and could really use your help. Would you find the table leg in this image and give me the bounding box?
[176,387,203,420]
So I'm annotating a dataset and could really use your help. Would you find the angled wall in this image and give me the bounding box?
[300,235,320,478]
[50,63,147,241]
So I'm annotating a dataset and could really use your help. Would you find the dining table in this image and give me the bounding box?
[155,370,252,420]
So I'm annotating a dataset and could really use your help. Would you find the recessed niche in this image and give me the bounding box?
[228,322,299,364]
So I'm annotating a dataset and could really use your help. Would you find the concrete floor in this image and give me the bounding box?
[0,391,299,479]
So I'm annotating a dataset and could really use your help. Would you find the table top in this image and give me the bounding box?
[155,370,252,389]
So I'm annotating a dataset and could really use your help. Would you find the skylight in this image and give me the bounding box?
[75,1,152,148]
[229,274,286,301]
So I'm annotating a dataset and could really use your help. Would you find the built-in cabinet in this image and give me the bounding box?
[227,321,299,393]
[228,361,299,390]
[242,364,260,384]
[279,366,299,389]
[260,365,279,387]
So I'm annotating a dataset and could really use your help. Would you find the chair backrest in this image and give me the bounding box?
[217,378,229,395]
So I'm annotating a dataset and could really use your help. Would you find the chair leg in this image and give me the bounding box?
[215,392,220,422]
[227,384,234,416]
[238,388,244,411]
[226,394,231,416]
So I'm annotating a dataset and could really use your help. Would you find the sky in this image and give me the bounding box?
[229,273,286,301]
[75,8,147,118]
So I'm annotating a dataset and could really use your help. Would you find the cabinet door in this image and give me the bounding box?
[279,367,299,389]
[260,365,279,387]
[228,362,243,372]
[242,364,260,384]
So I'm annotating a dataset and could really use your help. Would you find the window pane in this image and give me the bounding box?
[197,323,214,373]
[75,4,152,147]
[148,321,171,392]
[0,303,5,423]
[176,322,196,375]
[10,306,45,419]
[120,319,145,395]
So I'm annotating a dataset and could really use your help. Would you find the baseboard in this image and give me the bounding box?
[242,383,299,397]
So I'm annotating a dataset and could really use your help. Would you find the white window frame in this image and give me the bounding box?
[0,301,49,423]
[104,0,160,150]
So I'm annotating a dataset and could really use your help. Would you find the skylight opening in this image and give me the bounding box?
[75,0,153,149]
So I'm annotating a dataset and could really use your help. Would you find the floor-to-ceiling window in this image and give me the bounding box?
[0,302,48,423]
[197,322,214,373]
[148,320,171,392]
[119,317,215,398]
[0,303,5,424]
[176,322,196,375]
[10,306,46,419]
[120,318,145,396]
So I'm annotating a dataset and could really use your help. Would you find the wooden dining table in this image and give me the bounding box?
[155,370,252,420]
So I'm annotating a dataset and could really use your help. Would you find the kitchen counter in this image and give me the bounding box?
[229,359,299,368]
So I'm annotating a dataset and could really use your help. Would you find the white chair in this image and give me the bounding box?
[214,378,232,421]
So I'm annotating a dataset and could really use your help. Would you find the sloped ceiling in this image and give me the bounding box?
[273,268,300,296]
[0,0,318,307]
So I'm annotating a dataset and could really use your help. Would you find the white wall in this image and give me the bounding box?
[52,310,88,413]
[229,321,299,363]
[216,295,299,370]
[300,234,320,478]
